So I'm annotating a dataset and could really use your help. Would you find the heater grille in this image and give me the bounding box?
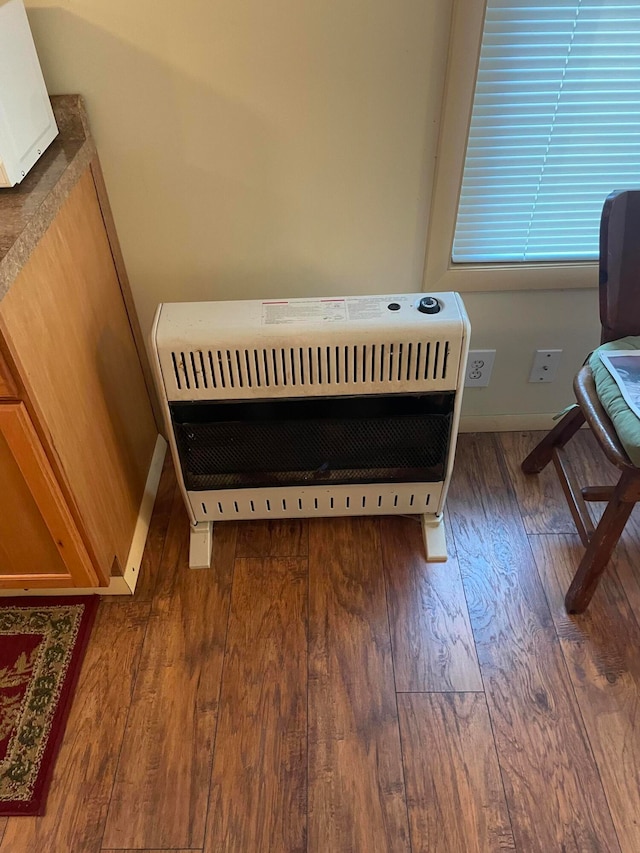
[171,393,453,491]
[166,340,451,399]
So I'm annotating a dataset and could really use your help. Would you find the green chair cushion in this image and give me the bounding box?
[588,335,640,466]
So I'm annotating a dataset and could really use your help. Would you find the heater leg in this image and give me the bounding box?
[189,521,213,569]
[421,513,447,562]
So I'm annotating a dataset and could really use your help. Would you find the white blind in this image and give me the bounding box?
[452,0,640,263]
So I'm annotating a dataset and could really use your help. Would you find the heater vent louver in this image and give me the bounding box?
[191,483,436,522]
[168,340,451,399]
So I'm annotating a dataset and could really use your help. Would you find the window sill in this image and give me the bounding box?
[428,261,598,293]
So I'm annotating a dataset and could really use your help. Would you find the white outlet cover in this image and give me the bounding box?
[465,349,496,387]
[529,349,562,383]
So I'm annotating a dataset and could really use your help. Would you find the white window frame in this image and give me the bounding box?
[422,0,598,294]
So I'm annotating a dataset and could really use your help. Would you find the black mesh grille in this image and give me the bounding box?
[171,393,454,491]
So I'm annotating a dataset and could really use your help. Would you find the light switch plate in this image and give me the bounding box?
[529,349,562,383]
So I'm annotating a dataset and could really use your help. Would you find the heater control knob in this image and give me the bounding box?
[418,296,441,314]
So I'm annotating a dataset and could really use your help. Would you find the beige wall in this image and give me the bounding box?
[26,0,601,424]
[460,288,601,427]
[26,0,452,329]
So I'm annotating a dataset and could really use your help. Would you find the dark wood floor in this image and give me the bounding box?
[3,431,640,852]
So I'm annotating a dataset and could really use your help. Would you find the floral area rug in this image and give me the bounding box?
[0,597,98,816]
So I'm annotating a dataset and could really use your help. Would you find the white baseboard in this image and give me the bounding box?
[459,413,561,432]
[118,434,167,594]
[0,435,167,598]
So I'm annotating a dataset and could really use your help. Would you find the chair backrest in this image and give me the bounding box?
[599,189,640,343]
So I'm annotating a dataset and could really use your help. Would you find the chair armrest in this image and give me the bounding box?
[574,365,636,471]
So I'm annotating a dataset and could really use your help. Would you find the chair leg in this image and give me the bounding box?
[565,474,636,614]
[521,405,585,474]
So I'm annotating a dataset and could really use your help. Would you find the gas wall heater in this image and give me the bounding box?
[151,293,470,568]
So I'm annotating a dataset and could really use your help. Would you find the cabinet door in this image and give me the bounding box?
[0,402,99,588]
[0,168,157,582]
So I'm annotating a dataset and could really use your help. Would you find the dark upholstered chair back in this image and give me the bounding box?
[599,189,640,344]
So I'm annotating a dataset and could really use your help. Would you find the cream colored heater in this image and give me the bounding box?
[152,293,470,567]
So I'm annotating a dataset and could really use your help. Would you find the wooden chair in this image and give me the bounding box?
[522,190,640,613]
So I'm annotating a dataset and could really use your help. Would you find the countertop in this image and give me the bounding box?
[0,95,97,302]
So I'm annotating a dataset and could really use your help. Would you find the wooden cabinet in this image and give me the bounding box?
[0,99,161,592]
[0,349,17,398]
[0,403,98,588]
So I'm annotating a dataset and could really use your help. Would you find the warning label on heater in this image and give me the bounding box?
[261,296,412,325]
[261,299,347,325]
[346,297,409,320]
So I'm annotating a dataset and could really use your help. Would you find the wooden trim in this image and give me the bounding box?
[0,574,76,590]
[0,576,129,596]
[89,155,163,432]
[0,402,101,587]
[0,347,17,398]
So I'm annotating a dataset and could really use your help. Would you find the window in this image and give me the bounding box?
[424,0,640,291]
[453,0,640,264]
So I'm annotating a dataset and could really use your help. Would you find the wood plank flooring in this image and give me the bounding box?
[448,435,620,853]
[380,516,481,692]
[398,693,515,853]
[205,557,307,852]
[308,518,410,853]
[3,430,640,852]
[102,491,235,850]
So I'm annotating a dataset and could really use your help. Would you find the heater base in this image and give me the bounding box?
[421,512,447,562]
[189,521,213,569]
[187,511,448,569]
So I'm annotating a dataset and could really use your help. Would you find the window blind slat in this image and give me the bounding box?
[453,0,640,263]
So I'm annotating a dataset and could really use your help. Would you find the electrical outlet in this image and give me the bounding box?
[465,349,496,387]
[529,349,562,383]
